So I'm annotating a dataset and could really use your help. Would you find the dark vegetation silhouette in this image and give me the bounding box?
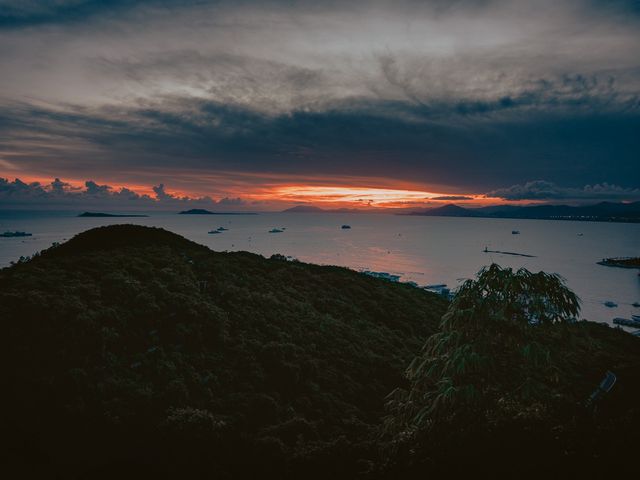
[382,265,640,478]
[0,225,446,479]
[1,226,639,479]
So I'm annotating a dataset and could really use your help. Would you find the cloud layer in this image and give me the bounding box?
[487,180,640,201]
[0,177,246,210]
[0,0,638,198]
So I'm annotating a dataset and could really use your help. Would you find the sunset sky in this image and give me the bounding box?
[1,0,639,210]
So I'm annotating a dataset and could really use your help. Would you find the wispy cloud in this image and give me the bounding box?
[0,0,638,196]
[431,195,474,201]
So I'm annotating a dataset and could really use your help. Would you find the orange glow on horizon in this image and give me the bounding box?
[263,185,476,208]
[1,171,518,209]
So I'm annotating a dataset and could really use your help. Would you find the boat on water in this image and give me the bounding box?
[512,230,520,234]
[604,301,618,308]
[362,270,401,282]
[341,225,351,229]
[1,231,32,238]
[217,227,229,231]
[424,283,447,290]
[269,228,284,233]
[613,317,640,328]
[633,302,640,308]
[207,230,221,234]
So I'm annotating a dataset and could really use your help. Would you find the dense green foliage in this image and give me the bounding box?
[2,226,640,479]
[382,265,640,477]
[0,225,446,478]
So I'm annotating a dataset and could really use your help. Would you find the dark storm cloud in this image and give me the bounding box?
[0,0,638,198]
[0,0,210,28]
[1,90,638,191]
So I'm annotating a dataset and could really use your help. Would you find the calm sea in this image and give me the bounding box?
[1,210,638,326]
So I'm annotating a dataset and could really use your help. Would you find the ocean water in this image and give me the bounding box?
[1,210,638,326]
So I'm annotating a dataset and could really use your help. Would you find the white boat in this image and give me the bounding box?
[362,270,401,282]
[613,317,640,328]
[1,231,32,237]
[424,283,447,290]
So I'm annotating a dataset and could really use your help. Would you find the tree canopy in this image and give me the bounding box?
[382,264,640,477]
[1,228,639,479]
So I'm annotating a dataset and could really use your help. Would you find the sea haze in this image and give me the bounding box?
[1,210,638,326]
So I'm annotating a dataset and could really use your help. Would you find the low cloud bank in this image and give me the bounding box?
[487,180,640,202]
[0,177,246,211]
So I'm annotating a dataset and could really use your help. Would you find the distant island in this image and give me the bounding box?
[0,231,32,237]
[78,212,148,217]
[179,208,256,215]
[283,205,376,214]
[598,257,640,268]
[404,201,640,223]
[282,201,640,222]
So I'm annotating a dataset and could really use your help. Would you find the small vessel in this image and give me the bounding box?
[269,228,284,233]
[613,317,640,328]
[362,270,401,282]
[633,302,640,308]
[604,301,618,308]
[341,225,351,229]
[217,227,229,231]
[207,230,221,234]
[1,231,32,237]
[577,233,584,236]
[512,230,520,235]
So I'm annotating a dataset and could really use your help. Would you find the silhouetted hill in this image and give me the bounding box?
[407,203,479,217]
[78,212,148,217]
[179,208,256,215]
[178,208,218,214]
[282,205,326,213]
[2,225,640,479]
[282,205,376,213]
[49,224,206,255]
[0,225,446,479]
[407,201,640,222]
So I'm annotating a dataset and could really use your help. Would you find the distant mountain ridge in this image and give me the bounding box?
[78,211,148,217]
[406,201,640,223]
[283,205,377,214]
[178,208,256,215]
[282,201,640,222]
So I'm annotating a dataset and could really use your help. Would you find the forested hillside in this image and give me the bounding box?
[0,225,447,478]
[2,225,640,479]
